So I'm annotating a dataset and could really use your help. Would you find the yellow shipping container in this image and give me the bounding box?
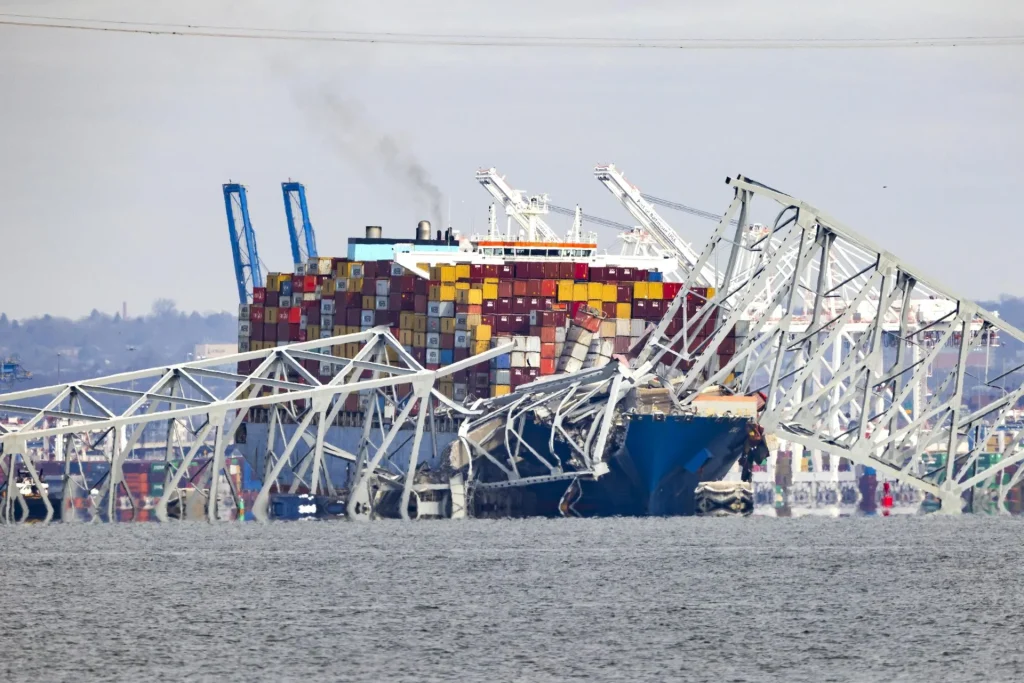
[399,330,414,346]
[648,282,664,299]
[482,283,499,300]
[429,285,441,300]
[413,332,427,348]
[322,279,336,297]
[441,317,457,334]
[345,343,361,357]
[386,346,398,362]
[307,324,320,339]
[572,283,589,301]
[439,265,456,283]
[265,308,279,324]
[349,278,363,294]
[456,289,483,305]
[558,280,575,301]
[602,283,618,302]
[472,340,490,355]
[438,381,455,399]
[707,287,716,299]
[587,282,603,300]
[400,312,414,329]
[439,285,456,301]
[333,325,345,336]
[414,314,427,333]
[362,296,375,310]
[474,324,492,341]
[588,299,603,311]
[484,277,500,284]
[491,385,511,398]
[331,344,344,356]
[455,264,471,280]
[347,326,360,334]
[455,281,471,291]
[633,282,649,299]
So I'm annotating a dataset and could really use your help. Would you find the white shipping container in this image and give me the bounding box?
[390,263,405,276]
[455,312,469,330]
[598,339,615,357]
[615,318,631,336]
[600,320,617,338]
[512,336,530,351]
[294,262,307,275]
[238,304,251,320]
[375,279,390,296]
[570,344,589,362]
[427,333,441,349]
[453,383,468,402]
[526,337,541,353]
[529,310,540,326]
[375,296,389,311]
[360,311,375,326]
[427,301,441,317]
[426,349,441,364]
[511,351,527,367]
[299,315,308,329]
[321,314,334,329]
[320,299,336,315]
[303,292,317,301]
[494,369,511,385]
[320,328,332,339]
[492,336,513,348]
[238,320,252,336]
[630,319,646,337]
[436,301,455,318]
[319,361,333,374]
[349,264,365,279]
[526,352,541,367]
[427,317,441,333]
[361,323,374,331]
[317,258,333,275]
[454,331,470,348]
[279,296,292,308]
[238,339,250,352]
[555,327,567,343]
[561,357,583,374]
[277,340,289,347]
[336,279,349,292]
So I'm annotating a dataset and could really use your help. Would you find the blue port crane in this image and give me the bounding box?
[281,181,319,269]
[223,183,264,305]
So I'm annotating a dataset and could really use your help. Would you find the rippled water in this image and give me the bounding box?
[1,516,1022,682]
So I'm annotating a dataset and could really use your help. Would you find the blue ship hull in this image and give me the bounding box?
[473,413,764,518]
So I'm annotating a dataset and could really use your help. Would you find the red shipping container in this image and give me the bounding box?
[250,306,265,322]
[718,337,737,356]
[266,291,280,307]
[512,314,529,333]
[288,307,302,324]
[375,310,391,326]
[252,287,266,304]
[540,280,557,297]
[389,293,402,310]
[483,299,497,314]
[540,358,556,375]
[569,301,585,319]
[481,314,496,328]
[633,300,648,317]
[293,325,305,342]
[412,349,426,364]
[454,348,469,362]
[347,291,363,308]
[619,268,634,281]
[401,292,416,309]
[634,269,648,282]
[307,308,321,325]
[303,275,317,292]
[510,368,528,387]
[616,285,632,303]
[497,298,513,314]
[415,278,429,295]
[540,341,556,358]
[664,282,683,300]
[249,322,265,341]
[496,281,512,298]
[363,262,378,279]
[542,297,555,310]
[602,302,617,318]
[484,264,499,278]
[359,279,373,295]
[590,266,606,282]
[614,337,631,354]
[574,262,589,280]
[515,262,531,278]
[470,264,484,278]
[469,277,485,285]
[542,262,559,279]
[415,294,428,313]
[513,280,528,296]
[346,308,361,326]
[496,315,512,333]
[649,300,664,318]
[526,280,541,297]
[606,267,619,281]
[292,277,305,294]
[558,262,574,279]
[265,323,279,341]
[277,320,290,338]
[528,262,544,279]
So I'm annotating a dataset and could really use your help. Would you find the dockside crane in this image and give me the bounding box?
[281,181,319,270]
[223,183,263,305]
[594,164,718,286]
[475,168,562,242]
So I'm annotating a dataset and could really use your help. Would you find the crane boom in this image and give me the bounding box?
[282,181,319,269]
[223,183,263,305]
[594,164,717,286]
[475,168,561,242]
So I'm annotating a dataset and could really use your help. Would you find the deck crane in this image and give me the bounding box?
[281,181,319,270]
[475,168,561,242]
[595,164,718,286]
[222,183,263,305]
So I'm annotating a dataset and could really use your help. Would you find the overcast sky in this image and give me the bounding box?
[0,0,1021,319]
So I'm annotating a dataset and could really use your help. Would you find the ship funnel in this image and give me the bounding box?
[365,225,382,239]
[417,220,431,241]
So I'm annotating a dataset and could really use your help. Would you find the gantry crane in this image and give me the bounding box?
[475,168,561,242]
[281,181,319,269]
[223,183,263,305]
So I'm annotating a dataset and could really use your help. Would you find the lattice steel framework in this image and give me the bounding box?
[638,175,1023,513]
[0,329,510,524]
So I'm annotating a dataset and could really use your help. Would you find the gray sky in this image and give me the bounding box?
[1,0,1022,319]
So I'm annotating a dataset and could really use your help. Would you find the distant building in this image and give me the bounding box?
[192,343,237,360]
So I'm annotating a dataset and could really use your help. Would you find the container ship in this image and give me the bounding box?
[233,220,768,518]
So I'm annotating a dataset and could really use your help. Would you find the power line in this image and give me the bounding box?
[2,15,1022,49]
[548,205,633,231]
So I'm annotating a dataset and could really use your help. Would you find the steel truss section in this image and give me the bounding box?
[638,175,1024,513]
[0,328,511,524]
